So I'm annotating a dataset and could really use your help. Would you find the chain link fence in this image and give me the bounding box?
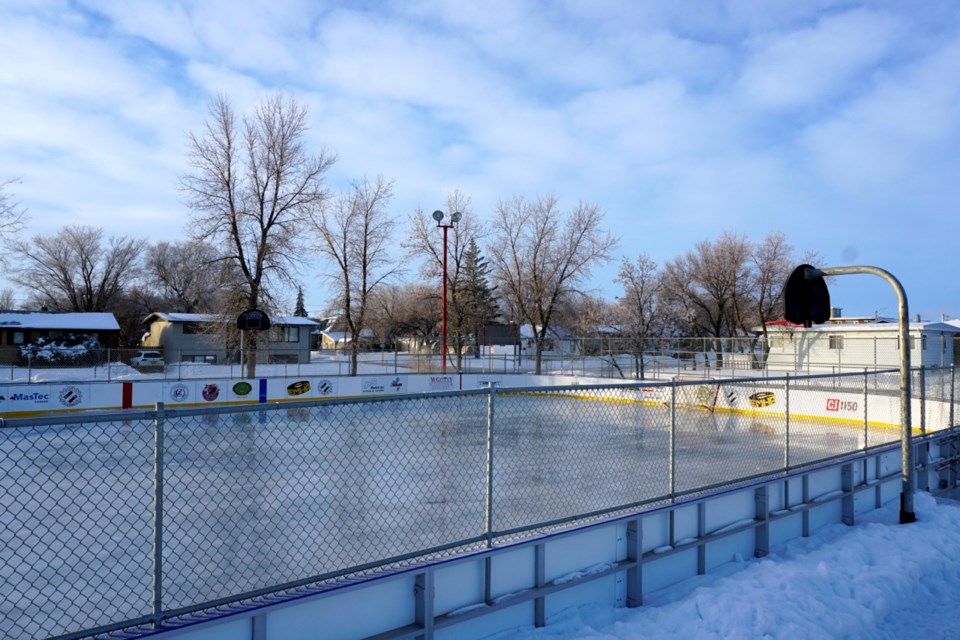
[2,368,958,639]
[1,334,957,383]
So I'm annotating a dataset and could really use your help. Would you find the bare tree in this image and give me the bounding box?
[9,225,144,312]
[313,175,399,375]
[488,195,618,374]
[180,92,335,376]
[0,177,28,242]
[616,253,663,379]
[0,288,18,309]
[735,231,794,366]
[660,231,751,368]
[368,282,440,354]
[141,240,235,313]
[405,190,489,370]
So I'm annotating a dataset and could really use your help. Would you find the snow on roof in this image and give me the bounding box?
[321,328,376,342]
[0,311,120,331]
[146,312,318,326]
[519,324,577,340]
[764,320,960,334]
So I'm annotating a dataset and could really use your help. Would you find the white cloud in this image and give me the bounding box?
[736,8,903,111]
[1,1,959,316]
[799,38,960,196]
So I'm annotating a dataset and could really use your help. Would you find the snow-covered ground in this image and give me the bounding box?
[499,491,960,640]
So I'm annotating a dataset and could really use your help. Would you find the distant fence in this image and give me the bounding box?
[2,368,958,639]
[2,333,957,384]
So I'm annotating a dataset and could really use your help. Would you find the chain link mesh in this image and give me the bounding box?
[160,395,490,610]
[1,368,952,639]
[490,388,668,535]
[1,419,155,639]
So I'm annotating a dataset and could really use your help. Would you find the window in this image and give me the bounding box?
[181,354,216,364]
[828,335,844,350]
[12,331,25,345]
[896,336,926,350]
[271,326,300,343]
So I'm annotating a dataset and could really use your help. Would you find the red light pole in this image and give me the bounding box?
[432,210,461,374]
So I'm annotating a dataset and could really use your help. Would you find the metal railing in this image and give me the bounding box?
[1,368,958,639]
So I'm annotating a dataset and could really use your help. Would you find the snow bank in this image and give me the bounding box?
[501,492,960,639]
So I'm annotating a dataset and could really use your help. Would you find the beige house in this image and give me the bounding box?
[142,312,318,364]
[314,315,378,350]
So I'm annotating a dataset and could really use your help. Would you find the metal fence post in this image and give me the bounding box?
[863,369,869,451]
[784,374,790,471]
[951,364,956,427]
[484,385,496,547]
[669,380,676,500]
[152,402,166,627]
[920,366,926,436]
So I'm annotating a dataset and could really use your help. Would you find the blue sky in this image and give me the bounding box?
[1,1,959,319]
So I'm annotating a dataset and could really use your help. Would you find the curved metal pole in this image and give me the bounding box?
[811,265,915,523]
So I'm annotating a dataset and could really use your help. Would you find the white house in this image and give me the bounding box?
[763,317,959,372]
[519,324,580,356]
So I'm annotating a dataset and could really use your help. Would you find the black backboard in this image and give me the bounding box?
[784,264,830,327]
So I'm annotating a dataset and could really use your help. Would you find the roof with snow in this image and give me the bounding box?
[763,320,960,334]
[0,310,120,331]
[144,312,318,327]
[519,324,577,340]
[320,329,377,342]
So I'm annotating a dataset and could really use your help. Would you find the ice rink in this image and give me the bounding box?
[1,391,901,639]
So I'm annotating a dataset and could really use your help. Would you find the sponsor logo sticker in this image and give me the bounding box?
[58,386,83,407]
[362,378,385,393]
[287,380,310,396]
[169,384,189,402]
[10,392,50,403]
[316,379,333,396]
[232,381,253,397]
[748,391,776,408]
[826,398,858,412]
[429,375,454,391]
[202,384,220,401]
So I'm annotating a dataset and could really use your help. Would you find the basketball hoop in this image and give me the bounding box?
[237,309,271,332]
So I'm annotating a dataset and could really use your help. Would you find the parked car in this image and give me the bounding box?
[130,350,164,368]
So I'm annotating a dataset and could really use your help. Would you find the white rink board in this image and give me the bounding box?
[0,373,950,434]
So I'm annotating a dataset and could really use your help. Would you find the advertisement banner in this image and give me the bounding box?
[428,375,455,392]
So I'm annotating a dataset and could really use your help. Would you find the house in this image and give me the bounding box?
[141,312,318,364]
[763,316,959,372]
[313,315,378,350]
[519,324,580,356]
[0,310,121,365]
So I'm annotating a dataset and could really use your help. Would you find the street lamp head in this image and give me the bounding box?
[432,210,444,222]
[451,211,462,224]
